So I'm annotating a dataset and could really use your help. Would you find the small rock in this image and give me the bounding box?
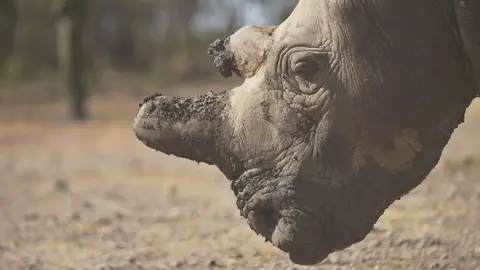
[54,179,69,193]
[128,256,137,264]
[462,155,476,167]
[206,259,217,267]
[115,212,125,220]
[414,240,424,249]
[82,201,94,209]
[171,261,185,268]
[360,256,369,263]
[71,212,81,220]
[429,261,443,269]
[232,252,243,259]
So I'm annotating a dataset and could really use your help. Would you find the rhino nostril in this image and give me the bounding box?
[263,208,279,230]
[250,207,281,241]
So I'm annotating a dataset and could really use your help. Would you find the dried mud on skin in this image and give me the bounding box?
[0,97,480,270]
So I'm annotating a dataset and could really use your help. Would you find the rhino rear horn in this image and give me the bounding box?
[207,38,240,78]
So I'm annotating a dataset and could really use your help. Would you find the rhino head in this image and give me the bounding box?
[134,0,477,265]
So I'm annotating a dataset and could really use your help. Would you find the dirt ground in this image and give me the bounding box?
[1,83,479,270]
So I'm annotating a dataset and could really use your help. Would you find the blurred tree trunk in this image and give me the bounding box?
[55,0,88,121]
[0,0,17,66]
[163,0,198,76]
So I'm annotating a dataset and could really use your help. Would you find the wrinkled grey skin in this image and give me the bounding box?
[134,0,480,265]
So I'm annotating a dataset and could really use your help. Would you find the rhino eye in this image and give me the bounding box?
[293,60,319,81]
[279,48,332,95]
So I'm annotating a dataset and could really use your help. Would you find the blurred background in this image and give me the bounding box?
[0,0,295,121]
[1,1,479,269]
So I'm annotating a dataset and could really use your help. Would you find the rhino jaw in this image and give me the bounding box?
[232,166,389,265]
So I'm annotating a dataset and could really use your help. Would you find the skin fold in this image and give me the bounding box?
[133,0,479,265]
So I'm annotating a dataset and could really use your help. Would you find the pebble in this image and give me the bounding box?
[115,212,125,220]
[171,261,185,268]
[206,259,217,267]
[429,261,443,269]
[71,212,81,220]
[54,179,69,193]
[232,252,243,259]
[82,201,94,209]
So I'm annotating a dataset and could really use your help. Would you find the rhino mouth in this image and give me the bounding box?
[233,169,334,265]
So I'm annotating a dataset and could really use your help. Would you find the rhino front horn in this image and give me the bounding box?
[134,91,223,163]
[133,91,242,180]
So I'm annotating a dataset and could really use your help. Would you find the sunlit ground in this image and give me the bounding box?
[1,79,479,269]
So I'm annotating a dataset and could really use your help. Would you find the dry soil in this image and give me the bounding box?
[1,85,479,270]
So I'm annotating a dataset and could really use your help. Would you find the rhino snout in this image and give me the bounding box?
[234,172,335,265]
[248,203,330,265]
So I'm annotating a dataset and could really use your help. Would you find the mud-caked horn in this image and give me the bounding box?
[207,38,239,78]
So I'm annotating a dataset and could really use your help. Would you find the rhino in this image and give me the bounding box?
[133,0,480,265]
